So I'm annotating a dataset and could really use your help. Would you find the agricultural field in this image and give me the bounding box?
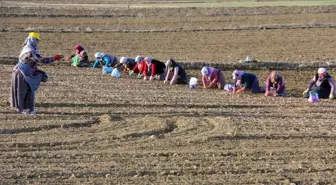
[1,0,336,184]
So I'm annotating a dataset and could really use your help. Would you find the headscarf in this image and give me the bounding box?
[270,71,281,83]
[74,44,84,54]
[201,66,209,76]
[120,57,128,64]
[144,57,152,66]
[232,70,244,80]
[166,59,176,69]
[94,52,104,59]
[135,56,144,63]
[318,68,326,74]
[19,36,39,59]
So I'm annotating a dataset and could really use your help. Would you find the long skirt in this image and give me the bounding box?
[10,70,34,111]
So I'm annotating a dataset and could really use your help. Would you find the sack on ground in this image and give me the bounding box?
[189,77,197,88]
[308,90,319,103]
[102,66,113,74]
[224,84,234,92]
[111,68,121,78]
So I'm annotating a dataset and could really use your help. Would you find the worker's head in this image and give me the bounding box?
[135,56,144,63]
[232,70,244,80]
[74,44,84,54]
[144,57,153,66]
[270,71,281,83]
[94,52,104,60]
[29,32,41,41]
[318,68,327,77]
[166,59,176,70]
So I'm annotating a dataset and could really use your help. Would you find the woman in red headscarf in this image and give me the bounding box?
[66,44,89,67]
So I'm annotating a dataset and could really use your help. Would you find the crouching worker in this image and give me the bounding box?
[265,71,286,97]
[201,66,225,89]
[164,59,187,85]
[93,52,117,68]
[143,57,166,81]
[232,70,265,94]
[128,56,146,78]
[113,57,136,72]
[66,44,89,67]
[303,68,335,99]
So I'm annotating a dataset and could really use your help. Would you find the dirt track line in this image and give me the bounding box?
[0,119,98,134]
[1,23,336,33]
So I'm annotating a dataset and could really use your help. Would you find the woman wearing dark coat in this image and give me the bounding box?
[303,68,335,99]
[10,32,62,114]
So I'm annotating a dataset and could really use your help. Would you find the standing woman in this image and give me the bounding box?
[164,58,187,85]
[10,32,63,114]
[201,65,226,89]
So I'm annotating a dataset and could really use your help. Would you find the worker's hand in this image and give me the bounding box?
[236,88,244,94]
[144,76,149,81]
[265,91,270,96]
[164,80,168,84]
[149,76,154,81]
[65,55,72,61]
[302,89,309,96]
[137,74,143,79]
[170,80,176,85]
[329,93,334,99]
[129,71,134,76]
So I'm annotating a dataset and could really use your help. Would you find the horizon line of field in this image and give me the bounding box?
[1,57,336,70]
[3,0,336,8]
[1,23,336,33]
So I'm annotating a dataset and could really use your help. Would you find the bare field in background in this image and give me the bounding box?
[1,2,336,184]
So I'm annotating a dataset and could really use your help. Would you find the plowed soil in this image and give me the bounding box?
[0,1,336,184]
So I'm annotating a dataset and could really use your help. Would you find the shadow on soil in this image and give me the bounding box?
[0,119,99,134]
[208,134,336,141]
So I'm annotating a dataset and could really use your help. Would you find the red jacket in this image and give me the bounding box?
[143,60,165,77]
[133,63,145,74]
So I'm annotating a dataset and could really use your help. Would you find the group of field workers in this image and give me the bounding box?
[9,32,336,115]
[65,43,188,84]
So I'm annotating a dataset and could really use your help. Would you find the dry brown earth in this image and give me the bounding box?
[0,1,336,184]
